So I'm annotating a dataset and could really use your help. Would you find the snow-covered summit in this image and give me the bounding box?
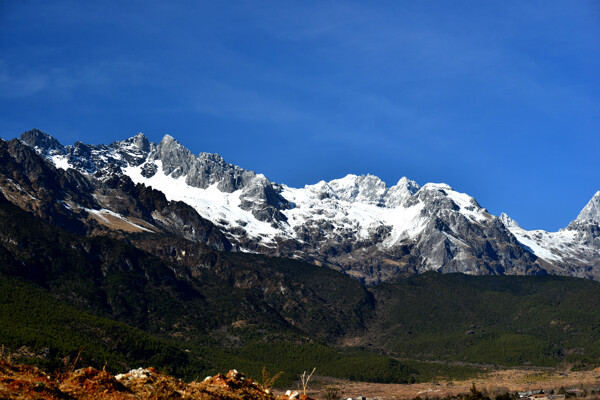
[326,174,388,205]
[305,174,421,207]
[499,212,521,229]
[386,177,420,207]
[575,191,600,224]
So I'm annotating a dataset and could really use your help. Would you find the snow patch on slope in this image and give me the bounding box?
[51,155,71,170]
[85,208,155,233]
[124,161,283,241]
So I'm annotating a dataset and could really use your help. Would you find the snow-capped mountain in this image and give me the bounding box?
[13,129,600,283]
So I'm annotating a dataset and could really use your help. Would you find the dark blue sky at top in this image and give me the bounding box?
[0,1,599,231]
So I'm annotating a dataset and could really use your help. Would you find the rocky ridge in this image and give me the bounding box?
[13,129,600,283]
[0,134,231,250]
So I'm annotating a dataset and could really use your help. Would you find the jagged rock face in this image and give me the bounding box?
[20,129,67,156]
[15,129,600,283]
[150,136,289,222]
[565,195,600,249]
[154,135,198,180]
[151,134,251,192]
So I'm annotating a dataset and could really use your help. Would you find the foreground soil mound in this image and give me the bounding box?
[0,360,317,400]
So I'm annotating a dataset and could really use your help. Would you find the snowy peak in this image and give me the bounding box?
[500,212,521,229]
[394,176,420,195]
[385,177,420,207]
[327,174,388,205]
[575,191,600,224]
[412,182,485,219]
[308,174,421,207]
[111,132,151,153]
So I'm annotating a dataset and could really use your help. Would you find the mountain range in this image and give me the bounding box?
[3,128,600,379]
[4,129,599,284]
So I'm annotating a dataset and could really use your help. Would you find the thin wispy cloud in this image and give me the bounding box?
[193,80,305,124]
[0,64,48,99]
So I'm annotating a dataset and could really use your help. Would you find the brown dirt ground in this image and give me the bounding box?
[276,367,600,400]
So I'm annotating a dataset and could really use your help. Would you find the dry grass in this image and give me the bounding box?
[87,211,154,233]
[302,368,600,399]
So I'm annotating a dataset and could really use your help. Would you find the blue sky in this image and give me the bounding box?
[1,1,599,231]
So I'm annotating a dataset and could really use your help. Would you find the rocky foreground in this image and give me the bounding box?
[0,360,315,400]
[3,358,600,400]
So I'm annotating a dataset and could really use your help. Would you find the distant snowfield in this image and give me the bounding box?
[125,160,431,246]
[123,158,500,252]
